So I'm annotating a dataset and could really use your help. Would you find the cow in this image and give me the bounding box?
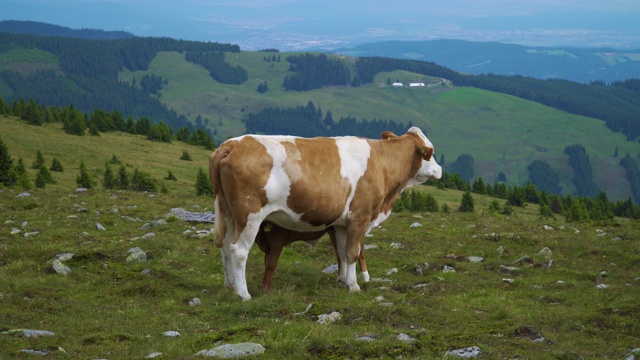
[254,222,368,292]
[209,126,442,300]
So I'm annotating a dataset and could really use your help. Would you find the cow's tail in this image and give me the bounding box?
[209,145,232,248]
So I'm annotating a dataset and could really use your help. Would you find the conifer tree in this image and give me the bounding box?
[0,137,13,186]
[50,158,64,172]
[117,165,130,190]
[459,191,475,213]
[32,150,45,169]
[76,161,95,188]
[195,168,213,196]
[103,163,117,189]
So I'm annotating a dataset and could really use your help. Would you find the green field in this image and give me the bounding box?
[1,116,639,359]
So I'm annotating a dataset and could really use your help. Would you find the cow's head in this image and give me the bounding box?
[383,127,442,183]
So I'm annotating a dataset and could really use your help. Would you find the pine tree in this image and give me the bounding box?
[32,150,45,169]
[195,168,213,196]
[50,158,64,172]
[76,161,95,188]
[459,191,475,213]
[37,165,55,185]
[0,137,13,186]
[103,163,117,189]
[117,165,130,190]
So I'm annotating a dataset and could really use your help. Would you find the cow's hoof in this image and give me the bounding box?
[239,293,252,301]
[348,284,361,292]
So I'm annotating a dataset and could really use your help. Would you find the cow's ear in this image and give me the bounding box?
[418,146,434,161]
[381,131,397,140]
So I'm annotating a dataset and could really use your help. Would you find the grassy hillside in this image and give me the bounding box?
[119,51,639,201]
[0,115,213,197]
[1,116,638,359]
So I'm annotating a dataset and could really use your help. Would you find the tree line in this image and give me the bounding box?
[184,51,248,85]
[283,53,352,91]
[1,98,215,150]
[243,101,410,138]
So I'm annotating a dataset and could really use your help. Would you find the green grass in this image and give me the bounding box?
[1,117,639,359]
[117,51,640,202]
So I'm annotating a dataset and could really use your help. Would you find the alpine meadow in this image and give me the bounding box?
[1,21,640,359]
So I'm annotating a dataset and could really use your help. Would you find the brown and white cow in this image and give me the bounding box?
[254,222,368,292]
[209,127,441,300]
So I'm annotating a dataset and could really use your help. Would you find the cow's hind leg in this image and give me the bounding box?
[230,220,261,301]
[220,216,236,289]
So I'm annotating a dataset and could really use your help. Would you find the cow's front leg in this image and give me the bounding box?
[345,225,368,292]
[231,223,260,301]
[333,227,348,284]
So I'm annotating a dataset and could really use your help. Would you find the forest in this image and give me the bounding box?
[243,101,410,138]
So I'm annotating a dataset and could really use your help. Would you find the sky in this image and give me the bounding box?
[2,0,640,50]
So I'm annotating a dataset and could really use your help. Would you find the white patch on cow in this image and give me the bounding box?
[346,262,360,292]
[335,137,371,220]
[405,127,442,186]
[367,210,391,234]
[360,270,370,283]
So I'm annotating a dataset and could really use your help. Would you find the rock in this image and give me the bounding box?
[496,246,505,256]
[322,263,339,273]
[23,230,41,237]
[75,188,88,192]
[10,228,21,235]
[195,343,266,358]
[169,208,215,223]
[3,329,55,337]
[189,297,202,306]
[442,265,456,273]
[54,253,74,262]
[355,335,376,341]
[162,330,181,337]
[500,265,519,272]
[537,247,552,258]
[543,225,554,230]
[503,278,515,283]
[16,192,31,197]
[19,349,49,356]
[596,284,609,289]
[364,244,378,250]
[131,232,155,241]
[52,260,72,276]
[126,247,148,262]
[413,265,423,275]
[390,242,404,249]
[373,296,386,302]
[446,346,482,358]
[386,268,398,276]
[141,219,166,230]
[145,352,163,358]
[467,256,484,263]
[397,333,415,342]
[409,222,422,228]
[96,223,106,231]
[514,256,533,264]
[412,283,429,288]
[369,278,393,283]
[317,311,341,324]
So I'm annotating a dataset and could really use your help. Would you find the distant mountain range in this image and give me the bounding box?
[0,20,134,40]
[336,40,640,84]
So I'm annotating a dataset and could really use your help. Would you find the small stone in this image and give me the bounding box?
[397,333,415,342]
[16,192,31,197]
[514,256,533,264]
[141,219,166,230]
[390,242,404,249]
[195,343,266,358]
[75,188,88,192]
[54,253,74,262]
[412,283,429,288]
[126,247,148,262]
[52,260,72,276]
[537,247,552,258]
[500,265,519,272]
[355,336,375,341]
[467,256,484,263]
[19,349,48,356]
[145,352,163,358]
[503,278,515,283]
[447,346,482,358]
[386,268,398,276]
[413,265,423,275]
[409,222,422,228]
[442,265,456,273]
[189,297,201,306]
[496,246,505,256]
[543,225,554,230]
[96,223,106,231]
[317,311,341,324]
[23,230,41,237]
[373,296,386,302]
[162,331,181,337]
[596,284,609,289]
[364,244,378,250]
[322,263,339,273]
[11,228,21,235]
